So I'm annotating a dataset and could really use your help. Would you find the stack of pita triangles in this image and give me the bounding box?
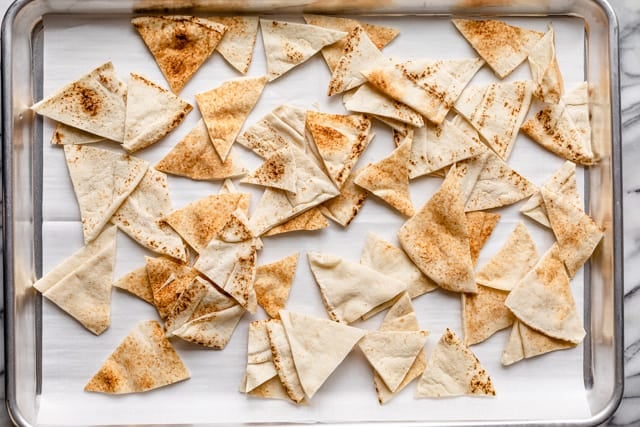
[241,320,284,398]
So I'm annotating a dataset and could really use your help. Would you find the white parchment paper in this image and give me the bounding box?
[37,14,591,425]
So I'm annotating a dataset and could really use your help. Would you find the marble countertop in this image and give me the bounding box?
[1,0,639,425]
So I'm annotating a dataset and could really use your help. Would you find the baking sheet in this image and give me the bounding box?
[37,14,590,425]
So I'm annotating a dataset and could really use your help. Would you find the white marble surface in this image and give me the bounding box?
[1,0,639,425]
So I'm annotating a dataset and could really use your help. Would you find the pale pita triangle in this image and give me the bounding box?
[255,253,299,319]
[145,256,199,319]
[320,166,368,227]
[132,16,226,93]
[64,145,148,243]
[266,319,306,403]
[260,19,346,81]
[51,122,104,145]
[462,285,514,346]
[264,208,329,237]
[280,310,366,399]
[501,322,525,366]
[34,225,116,335]
[343,84,424,128]
[209,16,259,74]
[244,320,278,393]
[241,146,298,193]
[466,211,501,267]
[528,25,564,104]
[113,265,154,305]
[195,76,267,161]
[502,320,575,366]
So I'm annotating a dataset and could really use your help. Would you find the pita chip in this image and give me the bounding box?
[541,187,604,277]
[209,16,259,74]
[113,265,154,305]
[254,254,299,319]
[196,76,267,161]
[455,81,534,159]
[462,285,514,346]
[85,320,189,394]
[505,244,586,343]
[260,19,346,81]
[111,168,187,262]
[416,328,496,398]
[50,123,104,145]
[32,62,127,142]
[247,376,291,401]
[520,161,580,228]
[306,111,372,188]
[501,321,526,366]
[264,208,329,237]
[320,167,368,227]
[475,222,539,291]
[243,320,278,392]
[502,320,575,366]
[343,84,423,127]
[466,211,501,266]
[64,145,148,244]
[398,165,476,294]
[452,19,543,78]
[145,256,199,319]
[307,252,407,324]
[241,146,298,193]
[122,73,192,152]
[354,136,414,217]
[132,16,226,93]
[528,26,563,104]
[34,225,116,335]
[280,310,366,398]
[266,319,306,403]
[156,119,247,181]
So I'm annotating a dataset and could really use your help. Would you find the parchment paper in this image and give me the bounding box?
[37,14,591,425]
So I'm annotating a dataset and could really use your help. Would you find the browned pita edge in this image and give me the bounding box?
[113,265,154,305]
[84,320,190,394]
[266,319,306,403]
[254,253,299,319]
[208,17,260,75]
[246,376,292,401]
[320,167,368,227]
[264,207,329,237]
[145,256,199,319]
[132,16,227,93]
[466,212,501,267]
[502,320,576,366]
[50,122,104,145]
[462,285,514,346]
[398,165,477,294]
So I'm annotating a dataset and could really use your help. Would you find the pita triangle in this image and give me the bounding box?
[113,265,154,305]
[343,84,424,128]
[354,136,414,217]
[307,111,372,188]
[528,25,564,104]
[502,320,575,366]
[254,253,299,319]
[218,209,255,243]
[462,285,514,346]
[145,256,199,319]
[266,319,306,403]
[280,310,366,399]
[398,165,476,293]
[505,244,586,343]
[247,376,291,401]
[416,328,496,398]
[208,16,259,74]
[541,187,603,277]
[84,320,190,394]
[132,16,226,93]
[260,19,346,81]
[32,62,127,142]
[241,146,297,193]
[520,161,580,228]
[264,207,329,237]
[455,81,534,159]
[501,321,525,366]
[307,252,407,324]
[51,122,104,145]
[466,211,501,266]
[476,222,539,291]
[64,145,148,243]
[34,225,116,335]
[320,166,368,227]
[195,76,267,161]
[243,320,278,392]
[452,19,543,78]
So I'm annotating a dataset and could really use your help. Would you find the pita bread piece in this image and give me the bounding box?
[50,122,104,145]
[64,145,148,243]
[156,119,247,181]
[415,328,496,398]
[132,16,226,93]
[260,19,346,81]
[113,265,154,305]
[85,320,189,394]
[466,211,501,266]
[145,256,199,319]
[243,319,278,392]
[462,285,514,346]
[343,84,423,127]
[398,165,476,293]
[320,166,368,227]
[266,319,306,403]
[111,167,186,262]
[528,25,563,104]
[34,225,116,335]
[32,62,127,142]
[254,253,299,319]
[280,310,366,399]
[246,376,291,401]
[542,187,604,277]
[452,19,543,78]
[505,244,586,343]
[501,320,576,366]
[196,76,267,161]
[241,145,297,193]
[307,252,406,324]
[209,16,259,74]
[264,207,329,237]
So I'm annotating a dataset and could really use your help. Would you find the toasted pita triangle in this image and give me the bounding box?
[466,211,501,266]
[505,244,586,343]
[455,81,534,159]
[260,19,346,81]
[51,123,104,145]
[520,161,580,228]
[113,265,154,305]
[241,146,297,193]
[208,17,259,74]
[501,321,526,366]
[541,187,603,277]
[343,84,424,127]
[398,165,476,293]
[528,26,563,104]
[354,136,414,217]
[34,225,116,335]
[320,166,368,227]
[244,320,278,392]
[502,320,575,366]
[308,252,406,324]
[264,208,329,237]
[280,310,366,398]
[64,145,148,243]
[452,19,543,78]
[254,253,299,319]
[122,73,192,152]
[156,119,247,181]
[462,285,514,346]
[247,376,291,401]
[476,222,539,291]
[132,16,226,93]
[32,62,127,142]
[266,319,306,403]
[306,111,372,188]
[196,76,267,161]
[85,320,189,394]
[111,168,186,262]
[145,256,199,319]
[218,209,255,243]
